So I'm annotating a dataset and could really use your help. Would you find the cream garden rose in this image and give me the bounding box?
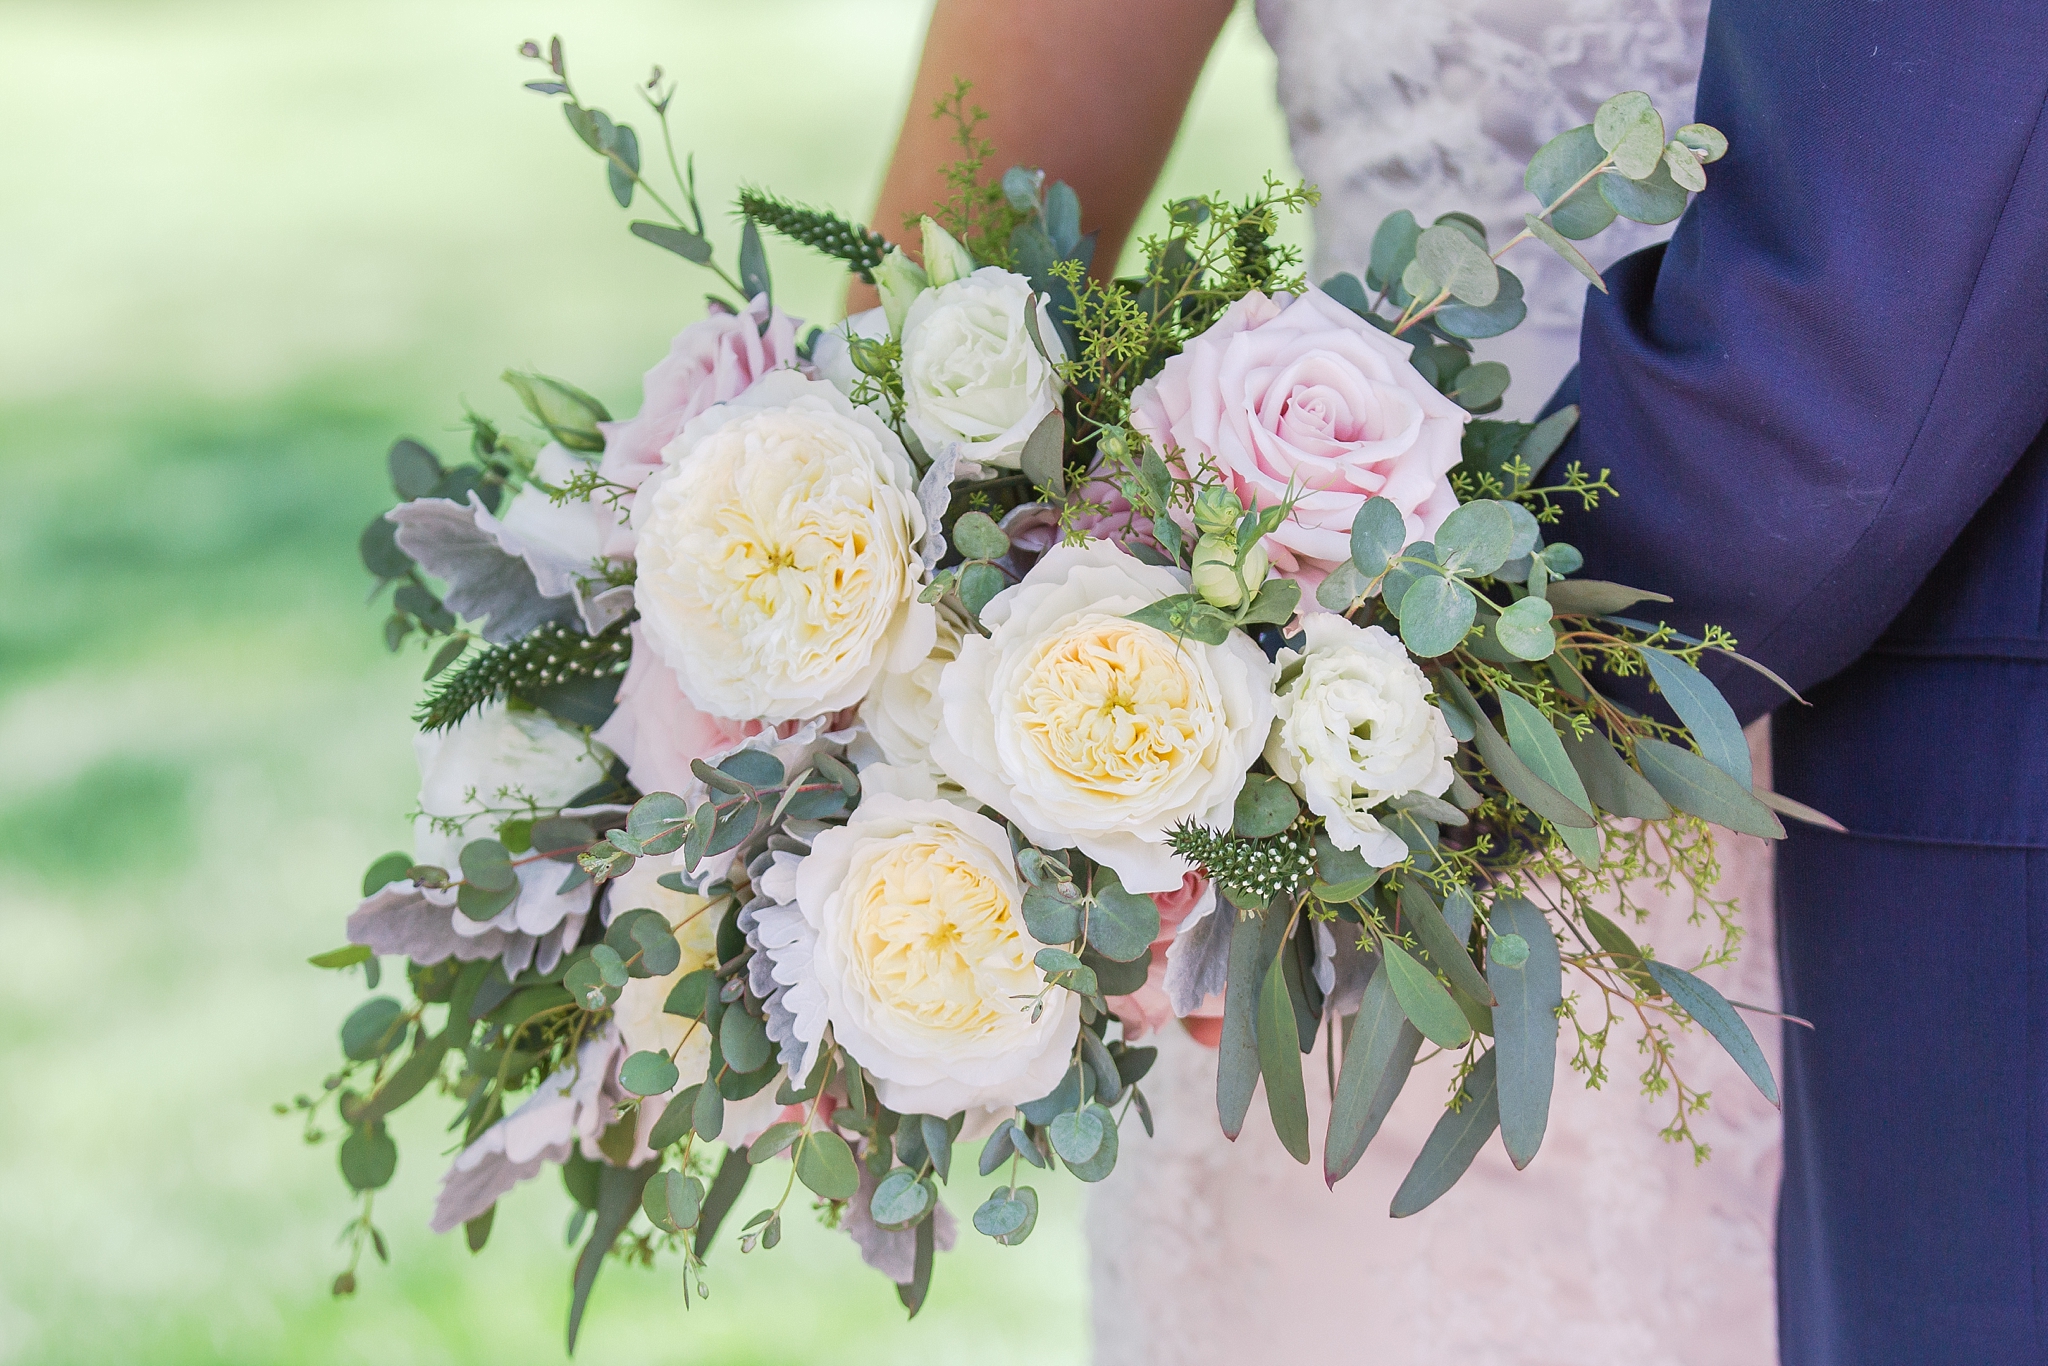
[632,371,936,723]
[900,267,1064,469]
[932,541,1277,894]
[1265,615,1457,867]
[760,789,1079,1115]
[856,603,968,782]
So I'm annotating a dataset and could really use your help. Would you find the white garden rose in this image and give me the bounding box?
[1265,615,1457,867]
[856,603,968,781]
[760,790,1080,1115]
[607,857,722,1097]
[932,541,1278,894]
[632,371,936,723]
[900,267,1064,469]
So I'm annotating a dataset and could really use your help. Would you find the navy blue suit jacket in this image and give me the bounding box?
[1549,0,2048,848]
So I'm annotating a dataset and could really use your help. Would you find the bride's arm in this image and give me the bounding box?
[852,0,1236,307]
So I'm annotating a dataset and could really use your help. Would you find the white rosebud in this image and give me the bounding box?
[918,215,978,288]
[873,247,928,339]
[900,267,1066,470]
[1191,533,1267,609]
[1264,616,1458,868]
[1192,485,1246,537]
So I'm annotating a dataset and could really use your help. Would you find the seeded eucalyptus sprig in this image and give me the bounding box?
[414,620,631,732]
[735,188,889,282]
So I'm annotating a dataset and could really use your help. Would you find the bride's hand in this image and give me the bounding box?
[850,0,1235,312]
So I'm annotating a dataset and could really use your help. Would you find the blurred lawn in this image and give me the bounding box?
[0,2,1297,1362]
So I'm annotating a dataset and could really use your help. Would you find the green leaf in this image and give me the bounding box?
[662,969,716,1019]
[1021,882,1082,945]
[1449,361,1511,413]
[1324,957,1424,1185]
[1366,209,1421,291]
[1494,595,1556,660]
[1437,672,1595,830]
[1542,579,1671,616]
[1019,409,1066,498]
[693,1148,753,1258]
[1524,213,1606,291]
[1435,500,1516,577]
[603,122,639,208]
[1257,939,1312,1163]
[1399,881,1494,1007]
[568,1160,655,1352]
[1381,941,1472,1048]
[1487,896,1561,1170]
[973,1188,1030,1238]
[1400,257,1440,304]
[1059,1104,1121,1182]
[1415,224,1498,306]
[360,515,411,581]
[620,1049,679,1097]
[1349,496,1408,579]
[1593,91,1665,178]
[794,1130,860,1200]
[630,220,713,263]
[339,1126,397,1191]
[1316,559,1369,611]
[1048,1108,1105,1165]
[1581,906,1661,997]
[1517,404,1580,481]
[1635,738,1786,839]
[1524,125,1617,239]
[1673,122,1729,163]
[1599,159,1688,225]
[1236,576,1301,627]
[1646,960,1780,1105]
[1755,787,1848,832]
[459,839,516,892]
[738,217,770,303]
[1397,575,1476,657]
[1495,688,1598,857]
[1639,649,1752,788]
[1232,773,1301,839]
[869,1168,934,1230]
[921,1113,955,1182]
[1435,266,1527,340]
[387,438,443,500]
[1561,728,1672,820]
[1216,902,1264,1139]
[310,944,374,971]
[649,1087,699,1149]
[719,1004,773,1075]
[692,1079,725,1140]
[951,510,1010,561]
[642,1169,701,1234]
[1389,1049,1499,1217]
[1664,140,1708,192]
[958,562,1006,620]
[341,997,406,1062]
[1085,870,1161,963]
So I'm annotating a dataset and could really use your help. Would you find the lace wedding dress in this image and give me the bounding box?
[1089,3,1785,1361]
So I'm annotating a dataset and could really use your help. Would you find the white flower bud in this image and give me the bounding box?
[1193,485,1246,537]
[919,215,978,288]
[873,247,928,338]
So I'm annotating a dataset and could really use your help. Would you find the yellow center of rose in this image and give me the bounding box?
[1012,614,1218,796]
[847,828,1032,1035]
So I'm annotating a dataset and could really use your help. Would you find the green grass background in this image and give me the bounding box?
[0,2,1298,1361]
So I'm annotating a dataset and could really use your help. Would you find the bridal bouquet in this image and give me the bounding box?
[297,40,1820,1344]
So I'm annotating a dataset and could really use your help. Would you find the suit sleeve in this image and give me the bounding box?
[1545,0,2048,722]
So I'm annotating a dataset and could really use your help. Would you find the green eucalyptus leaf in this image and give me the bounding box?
[1673,122,1729,163]
[1059,1104,1121,1182]
[1256,943,1312,1163]
[1048,1108,1105,1165]
[1350,497,1409,579]
[1022,882,1083,946]
[1524,125,1617,239]
[630,220,713,263]
[951,511,1011,561]
[1389,1049,1499,1217]
[738,217,771,304]
[1634,738,1785,839]
[1435,500,1516,576]
[1232,773,1301,839]
[1216,905,1264,1139]
[1449,361,1511,413]
[1436,673,1593,832]
[1487,896,1561,1169]
[1381,940,1472,1048]
[1599,159,1688,225]
[795,1131,860,1200]
[341,997,406,1062]
[1435,267,1527,340]
[1647,960,1779,1105]
[1324,957,1424,1184]
[1397,575,1476,657]
[619,1049,680,1097]
[1542,579,1671,616]
[1019,409,1066,498]
[869,1168,934,1230]
[1366,209,1422,291]
[1086,870,1162,963]
[649,1086,700,1148]
[958,562,1006,620]
[1398,881,1494,1006]
[1593,91,1664,177]
[1582,906,1661,997]
[1494,595,1556,660]
[1664,140,1708,192]
[1497,690,1600,862]
[1560,728,1672,820]
[719,1005,773,1075]
[1638,649,1752,788]
[339,1126,398,1192]
[1524,214,1606,290]
[1415,224,1498,306]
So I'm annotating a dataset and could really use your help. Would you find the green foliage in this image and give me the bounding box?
[1168,819,1316,907]
[737,188,889,282]
[414,619,630,732]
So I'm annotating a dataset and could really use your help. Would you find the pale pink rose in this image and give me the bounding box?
[1068,475,1160,552]
[1109,872,1224,1043]
[596,297,804,556]
[1129,287,1467,584]
[593,622,761,797]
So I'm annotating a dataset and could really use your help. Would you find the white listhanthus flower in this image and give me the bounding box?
[932,541,1277,894]
[1265,615,1457,867]
[856,603,968,783]
[900,266,1065,470]
[631,371,936,723]
[758,788,1080,1115]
